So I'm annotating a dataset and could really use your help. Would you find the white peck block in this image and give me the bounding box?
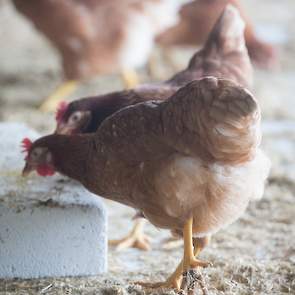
[0,123,107,279]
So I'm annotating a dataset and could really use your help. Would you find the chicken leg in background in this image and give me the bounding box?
[22,77,271,291]
[12,0,185,112]
[109,219,150,251]
[53,5,253,251]
[157,0,278,70]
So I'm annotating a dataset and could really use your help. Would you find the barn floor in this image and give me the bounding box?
[0,0,294,294]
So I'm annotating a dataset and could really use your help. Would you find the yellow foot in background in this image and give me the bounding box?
[121,69,139,89]
[39,80,78,112]
[109,219,150,251]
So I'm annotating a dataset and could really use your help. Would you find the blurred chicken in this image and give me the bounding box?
[22,77,270,291]
[55,85,178,135]
[157,0,278,70]
[54,5,253,251]
[12,0,185,111]
[56,5,252,135]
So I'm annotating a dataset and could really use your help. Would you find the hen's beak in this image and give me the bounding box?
[55,124,72,135]
[22,162,34,177]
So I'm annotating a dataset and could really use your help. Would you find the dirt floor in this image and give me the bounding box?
[0,0,295,294]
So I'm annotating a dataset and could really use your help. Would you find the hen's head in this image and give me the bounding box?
[55,101,91,135]
[21,137,55,177]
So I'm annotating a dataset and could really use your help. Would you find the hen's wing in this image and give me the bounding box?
[168,5,253,88]
[96,77,260,165]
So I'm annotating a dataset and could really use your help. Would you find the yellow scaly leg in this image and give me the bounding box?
[138,218,210,290]
[39,80,78,112]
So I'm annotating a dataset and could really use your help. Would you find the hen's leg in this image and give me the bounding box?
[109,219,150,251]
[121,69,139,89]
[39,80,78,112]
[182,218,211,271]
[138,219,210,290]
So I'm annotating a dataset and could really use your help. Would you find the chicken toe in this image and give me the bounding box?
[109,219,150,251]
[136,269,183,290]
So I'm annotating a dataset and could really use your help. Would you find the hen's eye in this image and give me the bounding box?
[31,148,42,160]
[69,112,82,124]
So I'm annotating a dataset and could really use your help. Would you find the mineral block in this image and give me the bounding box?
[0,123,107,278]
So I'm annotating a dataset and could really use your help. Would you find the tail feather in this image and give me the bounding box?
[203,4,246,55]
[185,5,253,88]
[160,77,260,164]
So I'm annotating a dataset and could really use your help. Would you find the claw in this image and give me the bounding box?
[109,219,150,251]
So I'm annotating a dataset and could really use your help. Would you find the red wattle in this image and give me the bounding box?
[36,165,55,177]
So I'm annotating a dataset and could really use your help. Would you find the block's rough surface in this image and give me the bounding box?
[0,123,107,279]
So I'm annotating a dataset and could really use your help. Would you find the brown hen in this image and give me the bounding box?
[157,0,278,70]
[22,77,270,290]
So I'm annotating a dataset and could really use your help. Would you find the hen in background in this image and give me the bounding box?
[12,0,186,111]
[22,77,271,291]
[54,5,253,251]
[157,0,278,70]
[56,4,253,135]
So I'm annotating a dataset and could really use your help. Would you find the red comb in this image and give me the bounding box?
[55,101,69,122]
[21,138,32,159]
[21,138,32,152]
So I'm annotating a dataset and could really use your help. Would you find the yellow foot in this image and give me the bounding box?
[136,276,181,290]
[185,258,212,269]
[138,222,211,293]
[109,219,150,251]
[121,69,139,89]
[39,80,78,112]
[136,264,182,290]
[136,259,210,291]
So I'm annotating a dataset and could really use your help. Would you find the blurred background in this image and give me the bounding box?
[0,0,294,294]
